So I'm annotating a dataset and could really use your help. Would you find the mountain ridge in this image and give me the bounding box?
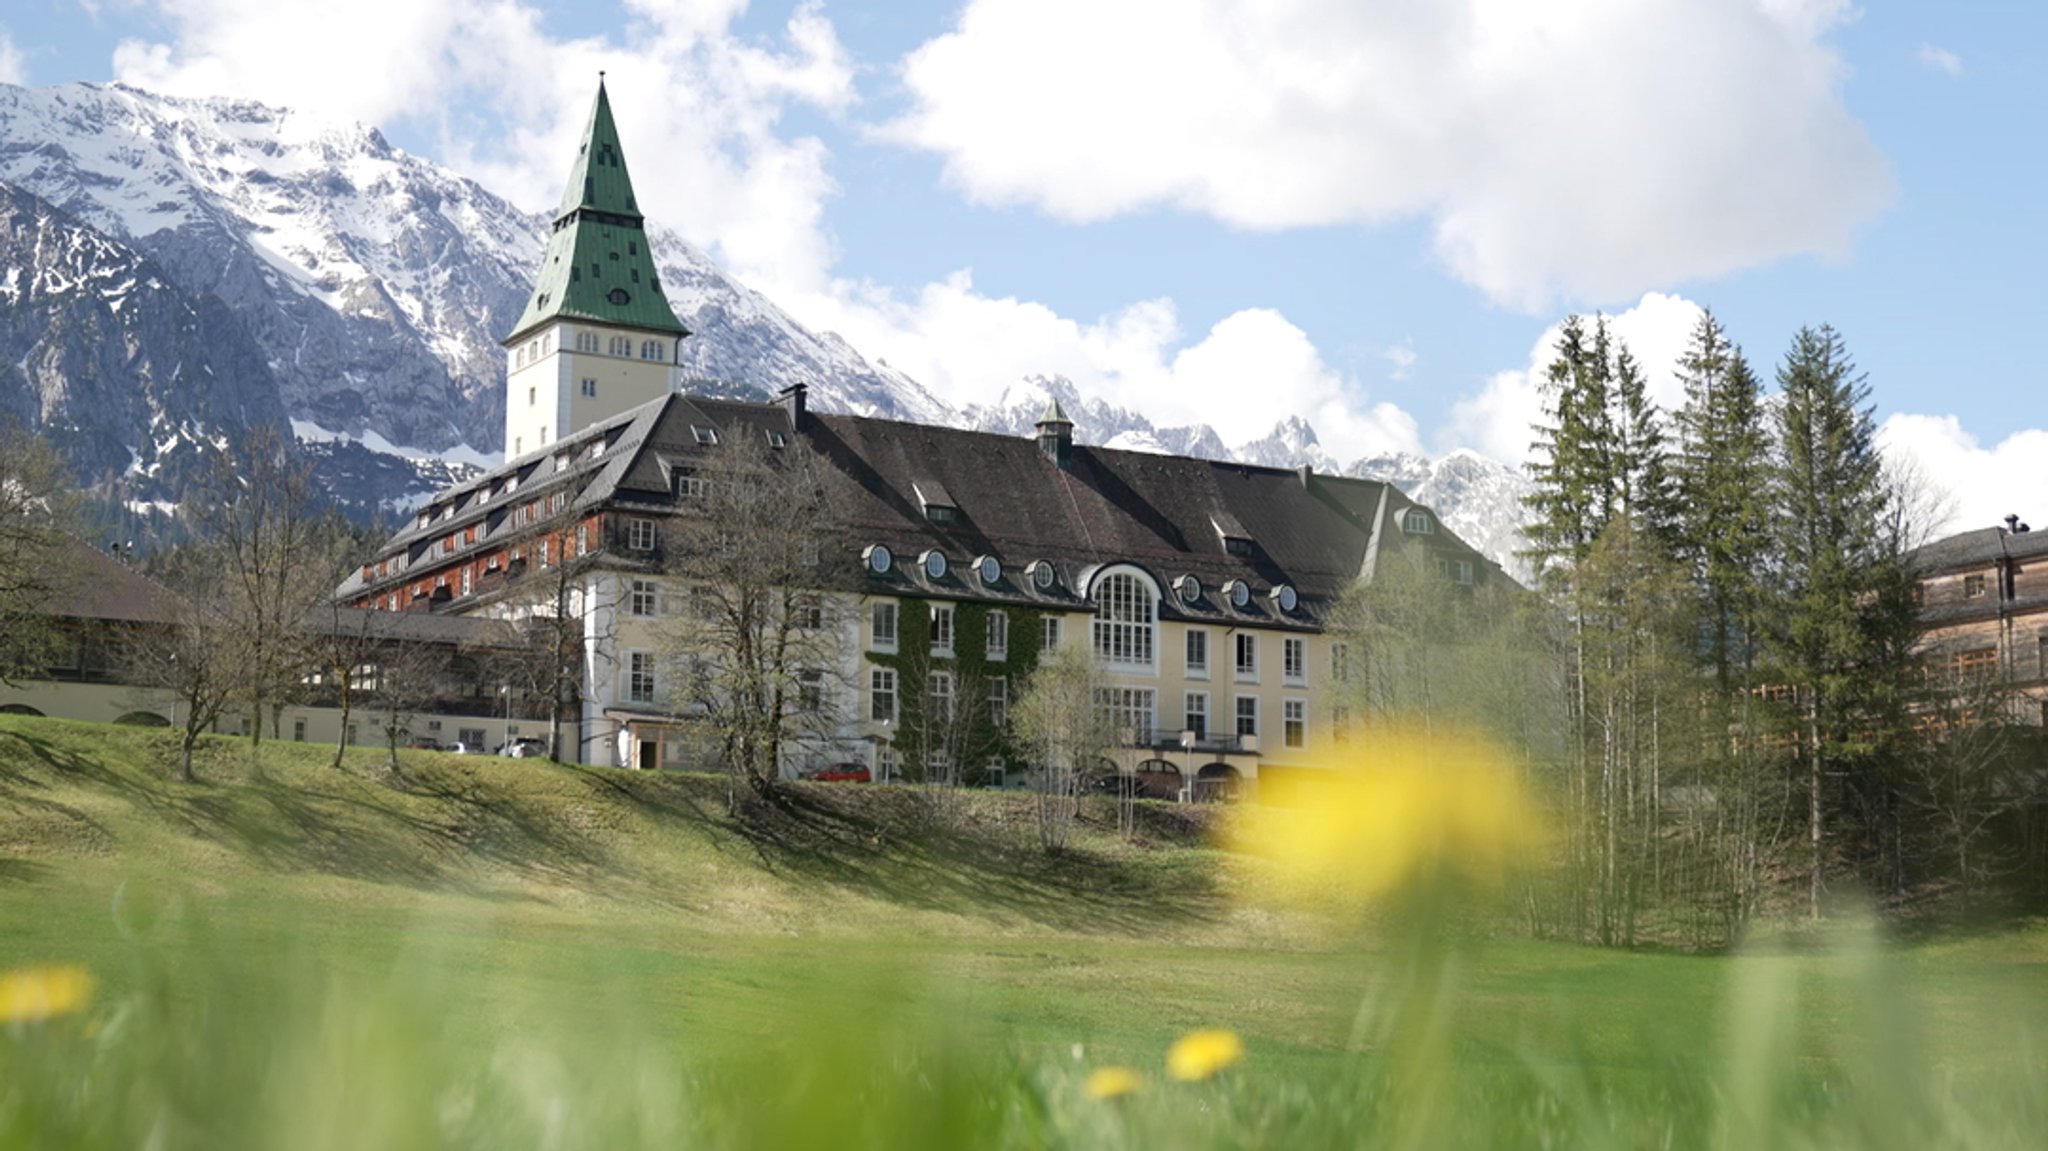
[0,80,1533,574]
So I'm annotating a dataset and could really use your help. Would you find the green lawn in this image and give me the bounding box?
[3,716,2045,1148]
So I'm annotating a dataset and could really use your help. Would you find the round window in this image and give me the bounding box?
[1030,561,1056,591]
[976,555,1001,585]
[1275,584,1298,613]
[1176,574,1202,603]
[922,550,948,580]
[607,288,631,306]
[1226,579,1250,608]
[863,544,892,575]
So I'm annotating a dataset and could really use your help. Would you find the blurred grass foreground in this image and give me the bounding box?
[3,714,2046,1148]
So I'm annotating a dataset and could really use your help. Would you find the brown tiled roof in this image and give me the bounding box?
[1911,525,2048,576]
[37,539,182,625]
[344,391,1507,623]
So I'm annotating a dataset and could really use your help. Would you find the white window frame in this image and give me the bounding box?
[931,603,955,657]
[1235,695,1258,739]
[1185,629,1209,678]
[626,651,657,704]
[872,600,899,651]
[988,675,1008,727]
[1042,616,1063,652]
[986,609,1009,661]
[1284,698,1306,749]
[1284,637,1306,685]
[793,594,824,631]
[797,668,827,715]
[928,669,956,723]
[629,578,659,618]
[1235,633,1258,682]
[1091,571,1158,671]
[1184,691,1209,741]
[627,517,656,552]
[1096,686,1156,745]
[870,667,897,723]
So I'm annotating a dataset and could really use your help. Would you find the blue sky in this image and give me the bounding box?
[3,1,2043,526]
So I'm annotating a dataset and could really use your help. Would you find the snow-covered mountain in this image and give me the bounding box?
[0,81,950,457]
[0,179,286,498]
[0,80,1535,573]
[963,374,1230,460]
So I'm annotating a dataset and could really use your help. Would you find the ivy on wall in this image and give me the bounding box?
[863,596,1052,785]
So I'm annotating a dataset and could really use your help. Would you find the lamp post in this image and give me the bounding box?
[1179,728,1197,805]
[875,717,893,783]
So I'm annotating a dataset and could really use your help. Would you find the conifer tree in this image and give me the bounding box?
[1768,324,1911,917]
[1672,310,1771,691]
[1609,341,1677,538]
[1523,315,1616,580]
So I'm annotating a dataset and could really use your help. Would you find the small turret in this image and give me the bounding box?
[1035,396,1073,469]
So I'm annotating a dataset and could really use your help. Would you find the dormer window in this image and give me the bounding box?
[692,426,718,446]
[914,479,959,524]
[1212,510,1254,557]
[1403,509,1434,534]
[765,431,787,449]
[672,470,708,500]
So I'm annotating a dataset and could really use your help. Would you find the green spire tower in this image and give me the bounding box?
[503,77,689,459]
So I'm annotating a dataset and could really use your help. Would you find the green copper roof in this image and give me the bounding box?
[1037,396,1072,427]
[505,79,688,344]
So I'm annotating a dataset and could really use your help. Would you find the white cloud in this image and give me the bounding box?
[1380,339,1418,382]
[785,273,1422,460]
[1915,43,1964,77]
[888,0,1891,310]
[1878,415,2048,538]
[1444,292,1705,465]
[98,0,1430,463]
[110,0,854,290]
[0,28,27,85]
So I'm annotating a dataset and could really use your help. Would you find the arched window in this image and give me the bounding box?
[641,340,664,362]
[576,331,598,353]
[1091,571,1156,669]
[609,335,631,357]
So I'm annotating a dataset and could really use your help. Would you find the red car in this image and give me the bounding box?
[805,764,871,783]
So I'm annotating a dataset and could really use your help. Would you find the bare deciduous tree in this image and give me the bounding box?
[0,422,82,684]
[659,443,842,806]
[125,559,245,782]
[187,426,352,747]
[1013,642,1118,852]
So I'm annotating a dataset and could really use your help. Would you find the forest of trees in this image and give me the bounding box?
[1337,313,2045,945]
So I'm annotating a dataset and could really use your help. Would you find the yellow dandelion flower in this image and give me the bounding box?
[1083,1065,1144,1100]
[1166,1028,1244,1082]
[0,965,95,1024]
[1231,724,1547,904]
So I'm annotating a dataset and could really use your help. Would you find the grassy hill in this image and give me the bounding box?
[4,715,2047,1149]
[0,714,1245,936]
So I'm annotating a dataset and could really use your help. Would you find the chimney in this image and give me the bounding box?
[2006,513,2023,534]
[1297,463,1313,488]
[778,382,808,429]
[1035,396,1074,469]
